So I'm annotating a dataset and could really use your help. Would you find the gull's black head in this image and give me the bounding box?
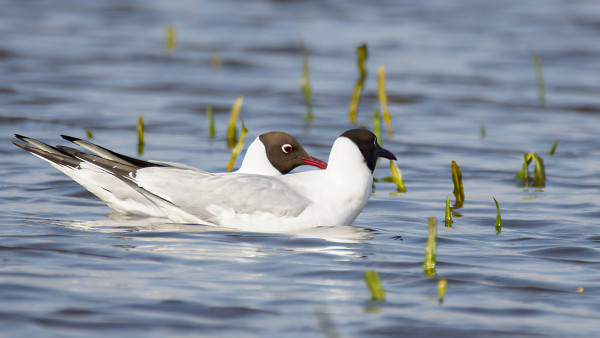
[340,129,397,173]
[259,132,327,174]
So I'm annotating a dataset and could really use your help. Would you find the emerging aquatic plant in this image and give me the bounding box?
[364,270,385,301]
[389,160,406,193]
[444,197,452,227]
[299,42,313,123]
[211,52,222,70]
[549,140,559,156]
[373,107,382,142]
[85,129,94,139]
[206,105,215,138]
[165,25,177,52]
[349,44,367,123]
[515,152,546,187]
[137,115,144,155]
[424,217,437,277]
[377,65,393,137]
[493,197,501,234]
[226,96,244,148]
[438,278,447,305]
[451,161,465,207]
[226,119,248,172]
[480,125,486,138]
[530,50,545,106]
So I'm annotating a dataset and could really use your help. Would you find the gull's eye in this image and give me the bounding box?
[282,144,293,153]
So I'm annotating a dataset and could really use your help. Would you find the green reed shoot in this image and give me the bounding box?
[480,125,486,138]
[378,65,393,137]
[211,52,222,70]
[207,105,215,138]
[529,50,545,106]
[226,96,244,148]
[165,25,177,52]
[299,41,313,123]
[389,160,407,193]
[516,152,545,187]
[424,217,437,277]
[451,161,465,207]
[438,278,448,305]
[137,115,144,155]
[493,197,501,234]
[227,118,248,172]
[85,129,94,139]
[349,44,367,123]
[445,197,452,227]
[364,270,385,301]
[373,107,382,142]
[549,140,559,156]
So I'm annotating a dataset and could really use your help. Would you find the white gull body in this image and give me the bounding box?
[13,132,326,219]
[91,129,397,231]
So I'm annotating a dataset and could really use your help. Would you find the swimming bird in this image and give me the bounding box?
[13,132,326,217]
[52,129,396,231]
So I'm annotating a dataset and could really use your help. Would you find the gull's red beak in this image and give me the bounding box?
[300,156,327,169]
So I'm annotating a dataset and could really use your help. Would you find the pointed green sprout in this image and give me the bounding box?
[364,270,385,301]
[137,115,144,155]
[549,140,559,156]
[378,65,393,137]
[493,197,501,234]
[388,160,407,193]
[207,105,215,138]
[451,161,465,207]
[516,152,546,187]
[211,52,222,70]
[530,50,545,106]
[299,41,313,123]
[438,278,448,305]
[226,118,248,172]
[445,197,452,227]
[480,125,486,138]
[165,24,177,52]
[85,129,94,139]
[349,44,367,123]
[226,96,244,148]
[424,217,437,277]
[373,107,382,142]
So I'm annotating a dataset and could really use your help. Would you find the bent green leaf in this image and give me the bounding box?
[549,140,559,156]
[438,278,448,305]
[389,160,406,193]
[165,24,177,52]
[373,107,382,142]
[207,105,215,138]
[349,44,367,123]
[378,65,393,137]
[299,41,313,123]
[226,96,244,148]
[226,118,248,172]
[137,115,144,155]
[493,197,501,234]
[424,217,437,277]
[445,197,452,227]
[451,161,464,207]
[530,50,545,106]
[364,270,385,301]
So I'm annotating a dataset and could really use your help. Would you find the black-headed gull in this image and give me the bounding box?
[32,129,396,231]
[13,132,326,218]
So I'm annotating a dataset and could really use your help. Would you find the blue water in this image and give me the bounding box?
[1,0,600,336]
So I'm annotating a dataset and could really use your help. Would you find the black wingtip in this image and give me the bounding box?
[61,135,80,143]
[14,134,28,141]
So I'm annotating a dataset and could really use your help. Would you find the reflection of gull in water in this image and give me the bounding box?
[46,215,374,259]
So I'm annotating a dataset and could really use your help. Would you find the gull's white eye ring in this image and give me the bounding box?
[282,144,293,153]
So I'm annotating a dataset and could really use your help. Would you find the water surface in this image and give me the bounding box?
[1,0,599,336]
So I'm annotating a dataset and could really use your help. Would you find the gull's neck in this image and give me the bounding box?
[236,137,281,175]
